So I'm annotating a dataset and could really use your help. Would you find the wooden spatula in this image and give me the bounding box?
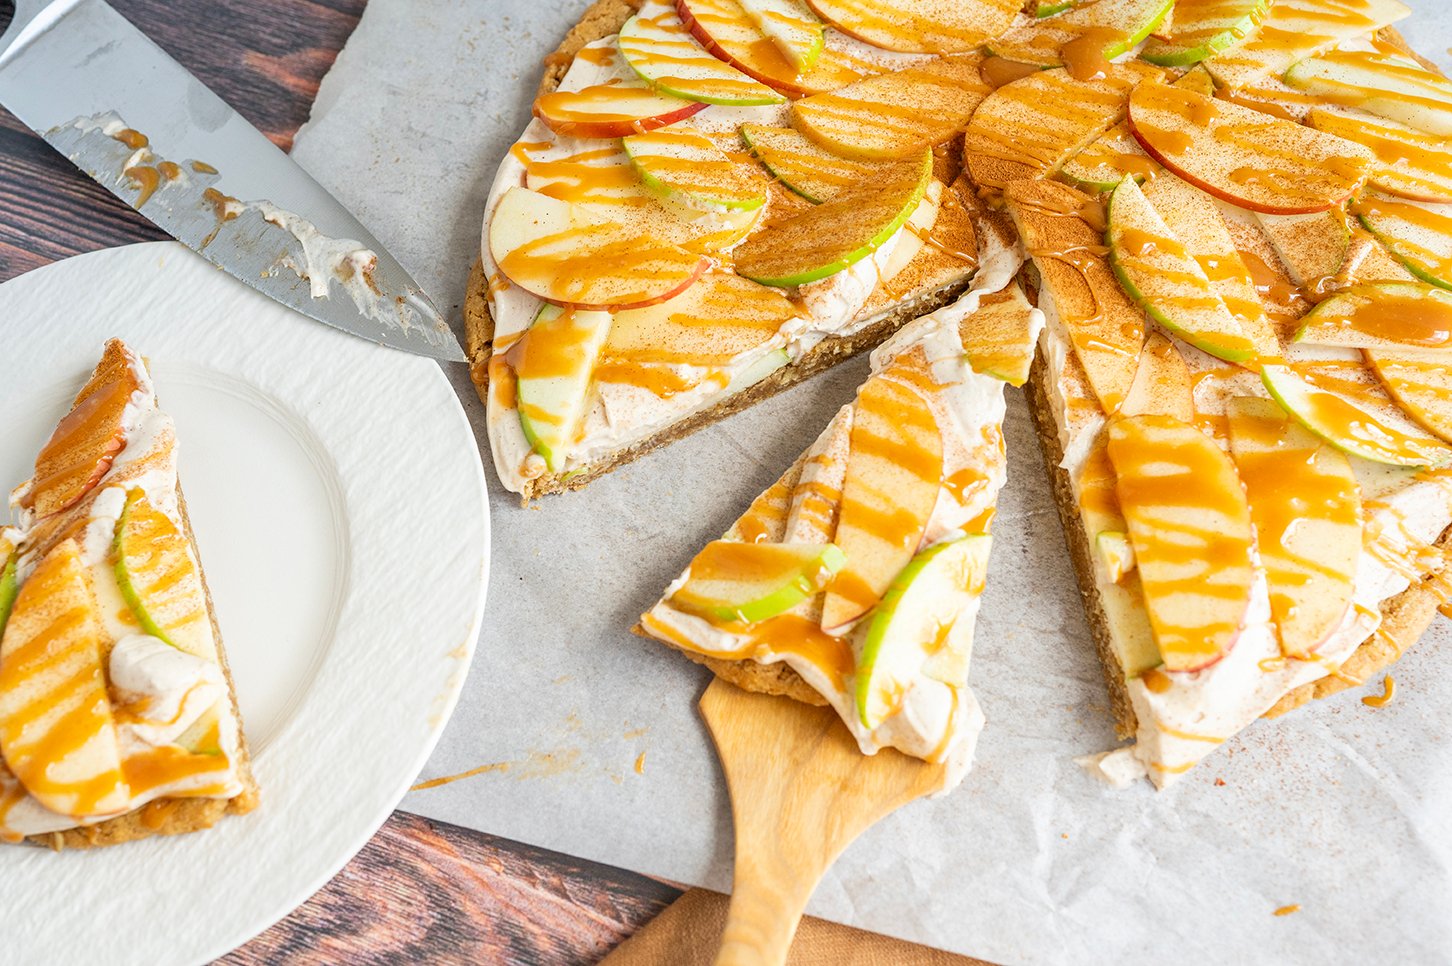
[700,677,948,966]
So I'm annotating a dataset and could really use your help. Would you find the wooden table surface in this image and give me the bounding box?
[0,1,679,961]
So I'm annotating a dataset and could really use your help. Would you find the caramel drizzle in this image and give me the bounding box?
[619,11,775,100]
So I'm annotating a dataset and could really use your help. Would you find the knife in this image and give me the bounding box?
[0,0,466,362]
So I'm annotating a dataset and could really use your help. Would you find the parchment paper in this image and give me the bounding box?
[289,4,1452,961]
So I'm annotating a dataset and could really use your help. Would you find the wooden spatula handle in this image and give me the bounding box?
[701,679,948,966]
[715,873,810,966]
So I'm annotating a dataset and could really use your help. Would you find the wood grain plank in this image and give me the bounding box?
[220,812,681,965]
[0,0,367,282]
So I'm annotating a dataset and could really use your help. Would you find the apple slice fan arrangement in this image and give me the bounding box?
[0,341,257,846]
[472,0,1452,794]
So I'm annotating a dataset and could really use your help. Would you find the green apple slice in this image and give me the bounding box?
[1142,172,1280,358]
[740,123,914,205]
[623,127,768,212]
[1107,177,1259,364]
[1356,193,1452,290]
[1095,530,1136,583]
[737,0,823,72]
[856,534,990,729]
[1308,109,1452,204]
[1203,0,1410,90]
[1366,349,1452,444]
[1227,396,1360,657]
[1036,0,1073,15]
[670,540,846,624]
[1106,413,1258,673]
[516,304,613,472]
[1292,282,1452,351]
[112,488,219,659]
[1285,49,1452,137]
[732,151,930,286]
[1141,0,1271,67]
[791,57,991,161]
[988,0,1174,68]
[0,546,16,639]
[618,9,785,106]
[1261,360,1452,466]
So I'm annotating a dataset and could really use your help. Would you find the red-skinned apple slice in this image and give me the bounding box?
[1107,177,1262,364]
[677,0,866,97]
[601,270,799,369]
[1227,396,1360,657]
[821,349,943,630]
[1106,413,1258,673]
[1061,67,1215,190]
[1307,109,1452,204]
[618,8,785,106]
[1128,78,1374,214]
[534,80,705,138]
[1003,179,1144,415]
[21,346,139,520]
[0,540,130,819]
[489,187,709,310]
[964,62,1156,190]
[792,55,990,161]
[805,0,1019,54]
[737,0,823,72]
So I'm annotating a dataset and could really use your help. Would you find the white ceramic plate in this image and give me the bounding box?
[0,242,489,964]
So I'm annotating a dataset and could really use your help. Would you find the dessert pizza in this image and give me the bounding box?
[0,341,256,847]
[474,0,1452,789]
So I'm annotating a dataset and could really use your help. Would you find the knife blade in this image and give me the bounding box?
[0,0,466,362]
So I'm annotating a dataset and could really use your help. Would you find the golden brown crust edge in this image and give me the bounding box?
[25,487,258,851]
[1024,350,1452,739]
